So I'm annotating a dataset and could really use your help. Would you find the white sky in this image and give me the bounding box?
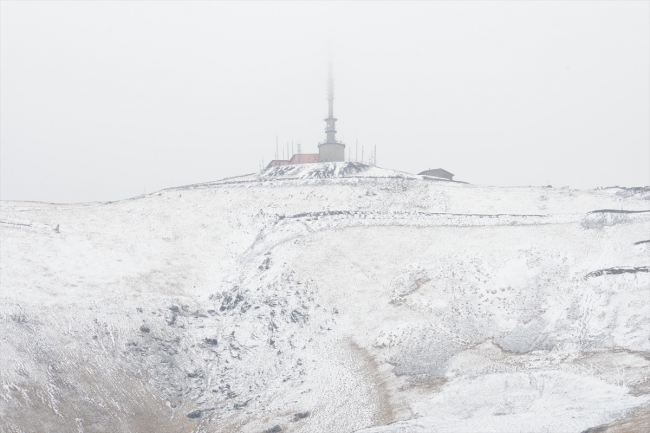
[1,1,648,203]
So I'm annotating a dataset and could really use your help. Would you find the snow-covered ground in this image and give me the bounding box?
[1,162,648,433]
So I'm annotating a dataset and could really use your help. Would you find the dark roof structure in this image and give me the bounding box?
[418,168,454,180]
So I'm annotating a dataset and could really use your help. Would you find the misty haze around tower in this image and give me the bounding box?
[318,58,345,163]
[1,1,648,203]
[264,57,353,170]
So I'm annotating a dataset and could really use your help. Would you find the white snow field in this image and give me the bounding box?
[1,162,649,433]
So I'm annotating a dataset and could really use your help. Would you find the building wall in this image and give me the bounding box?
[318,143,345,162]
[289,154,320,164]
[267,160,290,168]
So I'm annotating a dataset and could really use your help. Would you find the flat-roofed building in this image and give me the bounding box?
[265,153,320,170]
[267,160,290,168]
[290,154,320,164]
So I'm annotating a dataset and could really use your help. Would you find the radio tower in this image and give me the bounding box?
[318,55,345,162]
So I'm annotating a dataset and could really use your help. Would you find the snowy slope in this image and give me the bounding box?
[1,162,649,433]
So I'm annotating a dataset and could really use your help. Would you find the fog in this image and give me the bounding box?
[1,1,648,203]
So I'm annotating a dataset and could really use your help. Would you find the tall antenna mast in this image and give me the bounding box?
[317,50,346,162]
[324,53,337,144]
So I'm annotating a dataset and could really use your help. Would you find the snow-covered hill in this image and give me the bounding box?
[1,162,649,433]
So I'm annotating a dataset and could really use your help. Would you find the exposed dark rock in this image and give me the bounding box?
[139,325,150,333]
[265,298,278,307]
[293,411,310,421]
[221,293,244,311]
[611,186,650,199]
[634,240,650,245]
[263,426,282,433]
[186,409,202,419]
[234,399,251,409]
[261,161,368,179]
[291,309,307,324]
[580,426,606,433]
[204,338,218,346]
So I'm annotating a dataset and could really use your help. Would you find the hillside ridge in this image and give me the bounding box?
[1,162,649,432]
